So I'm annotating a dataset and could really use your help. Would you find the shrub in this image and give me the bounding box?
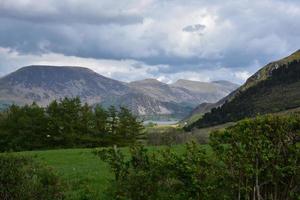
[0,154,64,200]
[94,143,219,200]
[146,128,191,146]
[210,114,300,200]
[97,114,300,200]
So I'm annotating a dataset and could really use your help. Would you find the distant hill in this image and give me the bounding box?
[185,49,300,130]
[0,65,238,119]
[0,65,129,106]
[129,79,238,108]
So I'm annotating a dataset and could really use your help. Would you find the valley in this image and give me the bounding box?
[0,65,238,120]
[1,50,300,199]
[1,1,300,199]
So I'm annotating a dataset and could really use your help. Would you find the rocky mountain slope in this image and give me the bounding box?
[185,49,300,129]
[128,79,237,108]
[0,65,238,118]
[0,65,129,105]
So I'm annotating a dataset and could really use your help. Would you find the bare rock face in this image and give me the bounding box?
[0,65,238,119]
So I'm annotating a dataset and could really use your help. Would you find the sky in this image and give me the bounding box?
[0,0,299,84]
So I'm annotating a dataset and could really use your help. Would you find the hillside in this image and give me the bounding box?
[0,65,238,118]
[101,91,192,118]
[185,49,300,129]
[129,79,238,108]
[0,65,129,106]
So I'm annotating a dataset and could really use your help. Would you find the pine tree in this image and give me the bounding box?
[79,103,94,135]
[94,105,109,135]
[117,106,144,144]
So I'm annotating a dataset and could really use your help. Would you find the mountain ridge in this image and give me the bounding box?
[185,49,300,129]
[0,65,238,118]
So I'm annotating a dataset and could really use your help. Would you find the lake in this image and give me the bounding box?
[143,120,179,125]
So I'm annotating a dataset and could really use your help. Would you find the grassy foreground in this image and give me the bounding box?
[17,146,187,199]
[19,148,111,199]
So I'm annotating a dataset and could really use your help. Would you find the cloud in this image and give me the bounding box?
[182,24,206,32]
[234,71,251,81]
[0,0,144,25]
[0,0,299,83]
[0,47,247,84]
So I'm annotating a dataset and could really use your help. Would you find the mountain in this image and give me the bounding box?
[173,79,237,95]
[101,91,192,118]
[126,78,238,118]
[0,65,129,106]
[129,79,238,107]
[182,87,239,125]
[0,65,238,119]
[185,49,300,130]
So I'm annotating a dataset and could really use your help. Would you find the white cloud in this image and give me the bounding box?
[0,47,248,84]
[0,0,299,83]
[0,47,164,82]
[234,71,251,81]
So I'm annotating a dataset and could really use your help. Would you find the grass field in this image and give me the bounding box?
[17,145,189,200]
[19,148,111,199]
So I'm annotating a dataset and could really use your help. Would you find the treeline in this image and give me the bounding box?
[96,114,300,200]
[186,60,300,130]
[0,97,144,152]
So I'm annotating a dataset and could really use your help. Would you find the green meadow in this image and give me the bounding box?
[17,145,189,199]
[18,148,111,199]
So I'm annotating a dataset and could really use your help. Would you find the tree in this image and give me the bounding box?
[0,98,145,151]
[94,143,218,200]
[117,106,144,144]
[0,103,47,151]
[79,103,94,135]
[46,97,82,147]
[46,100,65,146]
[210,114,300,200]
[107,106,118,135]
[94,105,109,135]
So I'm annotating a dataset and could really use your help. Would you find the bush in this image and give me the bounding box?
[94,143,219,200]
[210,114,300,200]
[0,154,64,200]
[146,127,192,146]
[96,114,300,200]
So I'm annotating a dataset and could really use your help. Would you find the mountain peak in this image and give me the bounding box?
[130,78,165,85]
[18,65,95,73]
[240,49,300,92]
[0,65,130,106]
[1,65,108,86]
[174,79,204,84]
[280,49,300,63]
